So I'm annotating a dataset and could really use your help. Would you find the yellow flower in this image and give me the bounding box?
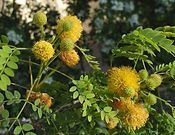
[56,16,83,43]
[113,99,149,130]
[26,91,53,108]
[107,66,140,97]
[59,50,80,67]
[32,40,54,61]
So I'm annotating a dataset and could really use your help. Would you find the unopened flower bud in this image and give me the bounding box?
[144,93,157,105]
[139,69,148,80]
[146,74,162,90]
[33,11,47,27]
[124,87,135,98]
[63,20,73,31]
[60,38,74,51]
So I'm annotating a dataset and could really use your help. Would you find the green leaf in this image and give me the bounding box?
[69,86,77,92]
[101,111,105,121]
[13,126,22,135]
[86,93,95,99]
[13,50,20,55]
[4,68,14,77]
[38,108,42,118]
[1,109,9,118]
[22,123,34,131]
[82,110,87,117]
[104,106,112,113]
[0,80,7,90]
[88,115,92,122]
[32,105,37,111]
[1,35,9,44]
[5,91,14,100]
[73,91,79,99]
[34,99,40,106]
[0,93,4,103]
[7,100,14,105]
[0,49,9,58]
[78,95,85,104]
[108,111,117,118]
[1,74,11,85]
[85,99,91,106]
[105,115,109,123]
[7,61,18,69]
[172,109,175,118]
[88,84,93,91]
[2,46,12,53]
[25,132,37,135]
[0,57,6,65]
[10,56,19,62]
[14,90,21,99]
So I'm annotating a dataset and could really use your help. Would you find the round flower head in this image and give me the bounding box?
[60,38,74,51]
[107,66,140,97]
[56,16,83,43]
[32,40,54,61]
[33,11,47,27]
[113,99,149,130]
[59,50,80,67]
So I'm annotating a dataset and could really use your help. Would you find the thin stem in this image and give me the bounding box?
[17,120,25,135]
[40,26,45,39]
[142,60,147,70]
[134,57,139,69]
[11,83,27,89]
[29,57,33,86]
[38,62,62,87]
[20,59,73,80]
[157,90,164,112]
[8,60,45,132]
[51,119,59,133]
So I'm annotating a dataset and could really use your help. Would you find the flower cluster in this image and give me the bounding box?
[26,90,52,108]
[107,66,151,130]
[32,12,83,67]
[56,16,83,67]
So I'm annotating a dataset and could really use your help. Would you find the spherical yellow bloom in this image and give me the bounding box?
[59,50,80,67]
[32,40,54,61]
[107,66,140,97]
[56,16,83,43]
[113,99,149,130]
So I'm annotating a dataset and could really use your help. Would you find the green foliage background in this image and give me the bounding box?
[0,0,175,135]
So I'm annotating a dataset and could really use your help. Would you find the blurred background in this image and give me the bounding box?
[1,0,175,71]
[1,0,175,134]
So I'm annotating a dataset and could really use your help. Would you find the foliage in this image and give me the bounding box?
[0,1,175,134]
[112,27,175,67]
